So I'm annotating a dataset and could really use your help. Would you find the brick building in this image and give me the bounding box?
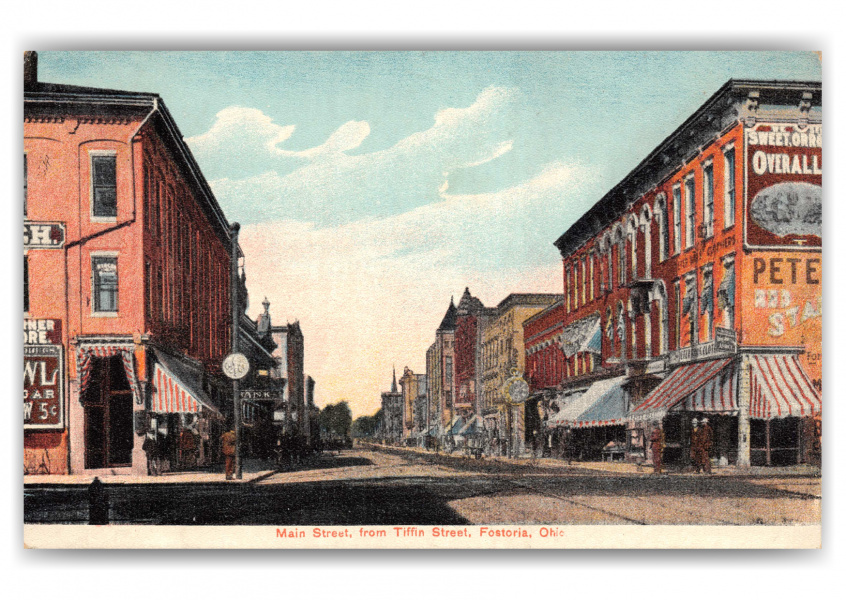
[24,52,235,475]
[425,299,457,436]
[453,288,495,419]
[550,79,821,467]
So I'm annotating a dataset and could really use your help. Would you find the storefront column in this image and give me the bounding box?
[736,356,751,468]
[131,380,148,476]
[68,378,85,474]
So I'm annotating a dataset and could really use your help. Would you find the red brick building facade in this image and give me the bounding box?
[24,53,234,475]
[549,80,821,467]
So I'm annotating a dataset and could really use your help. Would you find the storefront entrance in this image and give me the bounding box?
[83,356,134,469]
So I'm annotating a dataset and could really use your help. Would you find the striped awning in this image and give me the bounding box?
[552,377,627,427]
[152,351,220,415]
[630,358,733,421]
[750,355,821,419]
[572,378,629,428]
[77,343,140,404]
[682,360,738,413]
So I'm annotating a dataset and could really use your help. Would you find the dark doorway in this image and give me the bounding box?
[84,356,134,469]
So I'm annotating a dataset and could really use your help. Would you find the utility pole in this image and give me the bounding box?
[230,222,242,480]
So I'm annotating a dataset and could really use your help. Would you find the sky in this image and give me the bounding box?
[38,51,821,417]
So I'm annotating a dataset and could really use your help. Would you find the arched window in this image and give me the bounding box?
[653,281,669,355]
[641,205,653,278]
[617,302,626,359]
[615,226,626,287]
[627,216,638,281]
[605,308,614,357]
[655,194,669,262]
[564,265,571,313]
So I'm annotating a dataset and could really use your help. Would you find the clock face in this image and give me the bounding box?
[508,379,529,403]
[222,353,250,380]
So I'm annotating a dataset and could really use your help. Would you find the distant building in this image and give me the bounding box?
[427,298,457,433]
[269,320,304,436]
[482,293,562,454]
[454,288,495,418]
[399,367,427,442]
[380,368,403,443]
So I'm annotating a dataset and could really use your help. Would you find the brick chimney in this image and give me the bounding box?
[24,51,38,90]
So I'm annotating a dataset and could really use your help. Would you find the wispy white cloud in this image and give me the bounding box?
[190,86,587,416]
[189,86,520,226]
[239,161,585,415]
[187,106,296,156]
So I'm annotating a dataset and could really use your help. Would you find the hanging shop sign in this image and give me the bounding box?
[24,344,64,429]
[239,389,283,402]
[745,122,822,250]
[24,221,66,249]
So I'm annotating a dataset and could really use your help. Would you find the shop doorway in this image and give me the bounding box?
[751,417,801,466]
[83,356,134,469]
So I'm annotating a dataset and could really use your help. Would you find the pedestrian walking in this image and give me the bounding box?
[220,429,237,480]
[649,421,665,474]
[698,417,713,474]
[690,417,701,472]
[142,434,160,476]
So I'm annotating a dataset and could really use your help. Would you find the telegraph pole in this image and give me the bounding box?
[230,222,242,480]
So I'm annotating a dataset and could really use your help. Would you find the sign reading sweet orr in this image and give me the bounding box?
[745,122,822,249]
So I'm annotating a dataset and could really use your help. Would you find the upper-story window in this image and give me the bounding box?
[617,230,626,287]
[684,175,696,250]
[92,255,119,314]
[91,154,117,219]
[672,185,682,255]
[581,256,587,306]
[701,264,714,342]
[564,265,571,313]
[656,194,668,262]
[702,162,714,238]
[723,145,736,228]
[573,261,580,310]
[589,252,595,301]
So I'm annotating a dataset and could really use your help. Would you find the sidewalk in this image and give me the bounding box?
[23,458,277,486]
[370,443,821,477]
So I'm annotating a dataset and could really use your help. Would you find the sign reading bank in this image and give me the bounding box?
[745,122,822,249]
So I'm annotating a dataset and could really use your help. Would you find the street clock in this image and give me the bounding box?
[222,352,250,380]
[504,368,529,405]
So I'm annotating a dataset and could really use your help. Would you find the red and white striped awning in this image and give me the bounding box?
[151,358,220,416]
[631,354,820,421]
[750,355,821,419]
[630,358,733,421]
[682,360,738,414]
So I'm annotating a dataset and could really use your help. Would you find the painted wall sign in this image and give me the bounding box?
[745,123,822,249]
[23,221,66,249]
[23,318,63,345]
[24,344,64,429]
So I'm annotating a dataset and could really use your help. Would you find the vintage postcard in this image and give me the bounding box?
[22,50,822,549]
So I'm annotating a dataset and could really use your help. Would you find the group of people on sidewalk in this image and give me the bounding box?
[649,418,713,475]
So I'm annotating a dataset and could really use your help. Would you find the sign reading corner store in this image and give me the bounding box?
[745,123,821,249]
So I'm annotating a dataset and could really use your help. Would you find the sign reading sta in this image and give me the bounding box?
[222,353,250,380]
